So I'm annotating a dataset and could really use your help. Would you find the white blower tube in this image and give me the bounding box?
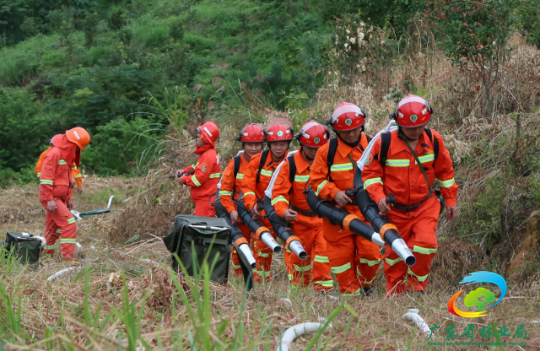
[260,231,282,253]
[391,238,416,266]
[288,240,308,260]
[238,243,256,268]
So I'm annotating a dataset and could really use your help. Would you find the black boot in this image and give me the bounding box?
[362,286,373,297]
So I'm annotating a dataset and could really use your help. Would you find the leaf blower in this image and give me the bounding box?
[262,196,308,260]
[213,198,256,268]
[234,198,282,254]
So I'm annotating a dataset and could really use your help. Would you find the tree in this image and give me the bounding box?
[426,0,517,116]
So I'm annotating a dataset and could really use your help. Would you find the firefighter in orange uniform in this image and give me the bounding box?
[218,124,265,276]
[241,120,292,282]
[40,127,91,262]
[268,121,333,292]
[36,136,84,194]
[177,121,221,217]
[308,102,381,297]
[362,95,458,296]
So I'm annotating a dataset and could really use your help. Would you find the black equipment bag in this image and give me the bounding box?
[163,215,232,283]
[2,232,42,265]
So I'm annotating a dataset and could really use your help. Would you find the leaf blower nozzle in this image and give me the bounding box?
[236,198,282,253]
[263,196,307,260]
[214,198,257,267]
[353,167,416,267]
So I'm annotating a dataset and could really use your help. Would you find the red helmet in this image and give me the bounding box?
[295,120,329,148]
[198,121,220,147]
[328,102,365,132]
[265,122,293,142]
[235,123,265,143]
[66,127,91,150]
[392,94,433,128]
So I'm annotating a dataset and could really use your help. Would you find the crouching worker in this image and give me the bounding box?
[362,95,458,296]
[268,121,333,292]
[40,127,90,262]
[219,123,265,276]
[177,122,221,217]
[308,102,382,297]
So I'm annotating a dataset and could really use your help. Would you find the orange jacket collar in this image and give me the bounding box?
[51,134,78,164]
[336,133,368,158]
[294,149,311,173]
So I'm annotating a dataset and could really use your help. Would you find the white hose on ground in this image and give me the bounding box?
[76,242,83,249]
[402,308,430,336]
[47,267,77,281]
[276,321,332,351]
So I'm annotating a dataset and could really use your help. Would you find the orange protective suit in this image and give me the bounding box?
[36,146,83,189]
[218,152,255,276]
[270,150,333,291]
[182,144,221,217]
[241,149,289,282]
[39,134,79,260]
[362,129,458,295]
[308,135,382,296]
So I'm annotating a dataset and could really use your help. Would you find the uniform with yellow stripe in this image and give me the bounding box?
[39,132,84,261]
[241,149,289,282]
[308,134,381,296]
[270,151,333,291]
[36,144,83,190]
[181,144,221,217]
[219,152,256,276]
[362,129,458,295]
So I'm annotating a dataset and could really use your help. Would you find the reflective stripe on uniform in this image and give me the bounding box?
[218,190,232,196]
[412,246,437,255]
[243,192,256,197]
[330,163,354,172]
[294,175,309,182]
[236,173,244,179]
[44,245,56,250]
[58,160,68,165]
[191,175,201,187]
[288,274,294,281]
[315,180,328,196]
[408,268,429,282]
[359,258,381,267]
[314,280,334,287]
[271,196,289,205]
[440,178,455,188]
[314,255,329,263]
[56,229,62,234]
[293,264,312,272]
[415,154,435,164]
[209,173,221,178]
[341,288,362,296]
[254,269,271,277]
[357,268,376,285]
[260,170,273,177]
[37,172,41,177]
[363,177,382,189]
[258,251,269,258]
[72,165,78,170]
[331,262,351,274]
[231,262,242,269]
[75,174,82,178]
[385,257,403,266]
[40,179,54,185]
[59,238,76,244]
[386,159,410,167]
[67,218,76,225]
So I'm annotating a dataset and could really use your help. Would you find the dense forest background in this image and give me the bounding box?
[1,0,540,184]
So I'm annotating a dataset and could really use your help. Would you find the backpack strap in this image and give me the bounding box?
[232,155,241,193]
[288,154,296,184]
[424,128,439,161]
[379,132,391,171]
[256,149,270,184]
[326,138,338,182]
